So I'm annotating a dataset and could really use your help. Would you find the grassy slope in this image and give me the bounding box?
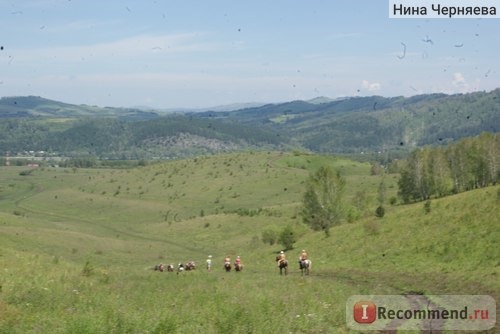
[0,152,497,333]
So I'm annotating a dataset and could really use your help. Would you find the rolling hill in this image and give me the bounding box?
[195,89,500,152]
[0,89,499,159]
[0,151,497,332]
[0,96,159,120]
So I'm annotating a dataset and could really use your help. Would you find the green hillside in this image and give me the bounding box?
[1,90,499,159]
[0,116,287,159]
[199,89,500,153]
[0,96,159,119]
[0,152,497,332]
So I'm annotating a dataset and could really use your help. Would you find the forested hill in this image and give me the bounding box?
[195,89,500,153]
[0,89,499,159]
[0,96,158,120]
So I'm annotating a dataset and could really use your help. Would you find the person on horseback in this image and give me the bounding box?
[300,249,308,262]
[234,255,242,270]
[277,250,286,266]
[224,255,231,271]
[298,249,311,275]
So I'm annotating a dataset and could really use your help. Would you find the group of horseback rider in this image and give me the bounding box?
[156,249,309,273]
[222,255,243,271]
[276,249,308,266]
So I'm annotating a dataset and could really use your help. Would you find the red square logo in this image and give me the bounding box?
[353,301,376,324]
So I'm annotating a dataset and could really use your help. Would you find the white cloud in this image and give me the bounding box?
[452,72,466,88]
[362,80,381,92]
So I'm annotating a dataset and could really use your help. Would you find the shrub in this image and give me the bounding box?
[262,228,278,245]
[375,206,385,218]
[81,260,94,277]
[424,200,431,214]
[279,225,297,251]
[346,206,361,223]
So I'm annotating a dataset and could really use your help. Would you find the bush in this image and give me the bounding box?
[279,225,297,251]
[424,200,431,214]
[81,259,94,277]
[262,228,278,245]
[375,206,385,218]
[346,207,361,223]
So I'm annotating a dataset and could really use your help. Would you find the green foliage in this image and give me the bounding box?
[0,115,285,159]
[424,200,432,214]
[377,177,386,206]
[301,166,346,235]
[261,228,278,245]
[2,89,499,159]
[375,205,385,218]
[278,225,297,250]
[81,259,94,277]
[19,169,34,176]
[398,132,499,203]
[345,206,361,223]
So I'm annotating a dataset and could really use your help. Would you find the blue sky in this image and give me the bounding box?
[0,0,498,108]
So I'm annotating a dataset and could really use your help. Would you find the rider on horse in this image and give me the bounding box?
[224,255,231,271]
[300,249,308,262]
[277,250,286,266]
[234,256,242,270]
[299,249,310,274]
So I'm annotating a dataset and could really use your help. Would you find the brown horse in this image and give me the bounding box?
[185,261,196,271]
[224,262,231,272]
[234,263,243,272]
[154,263,164,272]
[276,256,288,275]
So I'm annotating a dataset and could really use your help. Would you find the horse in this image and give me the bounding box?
[276,256,288,275]
[234,262,243,272]
[224,262,231,272]
[154,263,164,272]
[166,264,174,272]
[177,263,185,274]
[185,261,196,271]
[299,259,311,276]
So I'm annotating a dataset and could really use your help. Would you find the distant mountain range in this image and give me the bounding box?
[0,89,499,159]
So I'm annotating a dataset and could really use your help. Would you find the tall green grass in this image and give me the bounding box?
[0,152,497,333]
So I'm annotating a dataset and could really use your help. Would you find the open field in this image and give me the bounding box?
[0,152,498,333]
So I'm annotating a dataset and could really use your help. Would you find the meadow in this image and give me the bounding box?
[0,151,498,333]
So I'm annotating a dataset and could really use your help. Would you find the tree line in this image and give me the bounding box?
[397,132,498,203]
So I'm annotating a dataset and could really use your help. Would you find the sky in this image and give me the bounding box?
[0,0,499,109]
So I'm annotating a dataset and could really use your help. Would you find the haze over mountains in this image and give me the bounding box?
[0,88,499,159]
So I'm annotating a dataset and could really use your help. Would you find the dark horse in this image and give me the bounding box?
[299,259,311,276]
[185,261,196,271]
[224,262,231,272]
[276,256,288,275]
